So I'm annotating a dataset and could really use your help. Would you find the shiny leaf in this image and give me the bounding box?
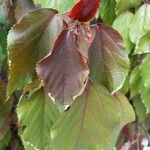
[129,4,150,43]
[7,9,64,97]
[37,29,89,105]
[135,31,150,54]
[89,24,129,93]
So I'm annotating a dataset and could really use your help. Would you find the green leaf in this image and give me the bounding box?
[0,29,7,67]
[51,82,135,150]
[100,0,116,25]
[135,31,150,54]
[129,4,150,43]
[116,0,141,15]
[142,89,150,113]
[7,9,63,97]
[0,131,11,150]
[140,54,150,88]
[17,88,60,150]
[113,12,134,53]
[89,24,129,93]
[33,0,76,12]
[129,66,142,98]
[0,80,11,148]
[132,95,146,122]
[0,5,7,25]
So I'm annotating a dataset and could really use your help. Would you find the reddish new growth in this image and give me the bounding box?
[68,0,101,22]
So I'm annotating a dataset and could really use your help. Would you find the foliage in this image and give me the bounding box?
[0,0,150,149]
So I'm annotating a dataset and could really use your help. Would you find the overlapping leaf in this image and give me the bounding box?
[129,4,150,44]
[100,0,116,25]
[116,0,141,15]
[15,0,36,21]
[0,5,7,25]
[129,66,143,98]
[130,55,150,113]
[0,80,11,149]
[113,12,134,53]
[7,9,64,96]
[51,82,135,150]
[17,88,60,150]
[0,29,7,67]
[33,0,76,12]
[140,55,150,113]
[89,24,129,93]
[135,31,150,54]
[36,29,89,105]
[132,95,146,122]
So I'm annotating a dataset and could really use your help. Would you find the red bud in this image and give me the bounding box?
[68,0,100,22]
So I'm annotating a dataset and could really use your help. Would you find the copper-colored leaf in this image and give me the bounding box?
[89,24,129,93]
[36,29,89,105]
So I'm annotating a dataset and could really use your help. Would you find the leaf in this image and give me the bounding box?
[17,88,60,150]
[51,82,135,150]
[135,31,150,54]
[0,29,7,67]
[7,9,64,97]
[100,0,116,25]
[132,95,146,122]
[0,80,11,148]
[142,89,150,113]
[89,24,129,93]
[113,12,134,53]
[36,29,89,105]
[33,0,76,13]
[129,4,150,43]
[140,54,150,88]
[116,0,141,15]
[15,0,36,21]
[68,0,100,22]
[129,66,142,98]
[0,5,7,24]
[140,55,150,112]
[0,130,11,150]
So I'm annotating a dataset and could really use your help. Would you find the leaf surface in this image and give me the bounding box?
[100,0,116,25]
[0,29,7,68]
[37,29,89,105]
[0,80,11,149]
[116,0,141,15]
[51,82,135,150]
[7,9,63,96]
[135,31,150,54]
[33,0,76,13]
[17,88,60,150]
[113,12,134,53]
[89,24,129,93]
[129,4,150,43]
